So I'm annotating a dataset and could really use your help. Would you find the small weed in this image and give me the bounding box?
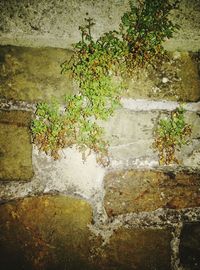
[31,100,67,160]
[153,105,192,165]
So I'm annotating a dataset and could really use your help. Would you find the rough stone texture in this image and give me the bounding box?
[95,228,172,270]
[185,111,200,139]
[0,46,199,103]
[104,109,200,169]
[0,1,200,52]
[0,146,106,202]
[121,99,200,112]
[125,52,200,102]
[33,146,106,200]
[0,195,93,270]
[0,0,129,49]
[0,45,74,102]
[103,109,158,168]
[165,0,200,52]
[179,222,200,270]
[104,169,200,216]
[0,110,33,181]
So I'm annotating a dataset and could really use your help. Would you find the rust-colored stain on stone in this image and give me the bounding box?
[0,195,93,270]
[104,170,200,216]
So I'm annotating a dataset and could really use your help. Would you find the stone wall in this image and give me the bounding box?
[0,0,200,51]
[0,1,200,269]
[0,44,200,269]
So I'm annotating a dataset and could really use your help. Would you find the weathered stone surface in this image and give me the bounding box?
[0,110,33,181]
[104,170,200,216]
[0,0,200,52]
[104,109,158,166]
[105,109,200,169]
[125,52,200,102]
[104,110,158,145]
[180,222,200,270]
[177,111,200,168]
[0,145,106,203]
[0,109,32,126]
[94,228,172,270]
[1,46,199,103]
[0,195,93,270]
[185,111,200,139]
[0,45,74,102]
[33,146,106,200]
[164,0,200,52]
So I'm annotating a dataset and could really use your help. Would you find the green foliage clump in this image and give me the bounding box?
[31,97,109,164]
[31,100,67,160]
[153,105,192,165]
[121,0,180,70]
[61,17,125,120]
[62,18,126,82]
[32,0,180,164]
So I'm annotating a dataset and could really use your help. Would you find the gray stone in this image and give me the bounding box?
[185,112,200,139]
[0,1,200,52]
[0,45,74,102]
[104,109,200,169]
[103,109,158,166]
[104,169,200,216]
[0,146,106,202]
[180,222,200,270]
[0,110,33,181]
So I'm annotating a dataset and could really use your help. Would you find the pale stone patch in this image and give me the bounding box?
[33,146,106,199]
[121,98,200,112]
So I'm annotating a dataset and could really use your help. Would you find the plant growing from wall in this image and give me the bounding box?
[31,100,67,160]
[153,105,192,165]
[32,19,125,164]
[31,0,180,164]
[120,0,180,71]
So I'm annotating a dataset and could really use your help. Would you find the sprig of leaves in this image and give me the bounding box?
[31,100,67,160]
[153,105,192,165]
[120,0,180,70]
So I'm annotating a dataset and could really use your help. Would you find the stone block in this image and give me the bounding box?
[95,227,172,270]
[0,110,33,181]
[125,52,200,102]
[104,109,200,168]
[185,112,200,139]
[104,169,200,216]
[0,195,93,270]
[180,222,200,270]
[103,109,158,164]
[32,146,105,200]
[0,45,74,102]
